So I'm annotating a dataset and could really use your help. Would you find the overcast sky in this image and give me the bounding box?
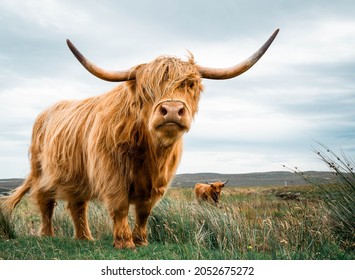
[0,0,354,179]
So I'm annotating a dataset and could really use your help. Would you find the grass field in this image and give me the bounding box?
[1,184,353,260]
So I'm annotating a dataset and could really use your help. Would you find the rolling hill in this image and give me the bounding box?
[171,171,334,187]
[0,171,335,195]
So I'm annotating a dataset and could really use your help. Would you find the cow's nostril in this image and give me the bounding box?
[178,107,185,117]
[160,106,168,116]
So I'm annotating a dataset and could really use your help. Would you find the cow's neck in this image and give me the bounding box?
[150,138,183,199]
[129,132,183,201]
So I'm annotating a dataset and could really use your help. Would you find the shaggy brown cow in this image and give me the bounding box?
[195,180,228,205]
[3,29,279,249]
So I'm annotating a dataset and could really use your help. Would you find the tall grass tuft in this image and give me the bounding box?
[292,143,355,251]
[148,188,342,259]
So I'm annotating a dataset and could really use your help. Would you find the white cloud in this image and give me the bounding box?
[271,18,355,66]
[1,0,90,31]
[189,96,314,144]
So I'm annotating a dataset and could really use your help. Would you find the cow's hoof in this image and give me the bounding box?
[113,239,136,250]
[75,235,95,241]
[134,239,149,247]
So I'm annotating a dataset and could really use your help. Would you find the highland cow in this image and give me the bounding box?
[3,29,279,249]
[195,180,228,205]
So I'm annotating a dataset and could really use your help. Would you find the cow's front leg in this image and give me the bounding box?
[132,186,166,246]
[132,199,152,246]
[110,204,135,249]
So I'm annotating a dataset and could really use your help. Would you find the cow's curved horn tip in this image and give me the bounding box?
[269,28,280,43]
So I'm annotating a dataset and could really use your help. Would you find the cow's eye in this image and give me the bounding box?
[179,81,186,88]
[179,80,195,91]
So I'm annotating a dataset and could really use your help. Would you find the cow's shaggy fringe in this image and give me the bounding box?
[136,55,202,103]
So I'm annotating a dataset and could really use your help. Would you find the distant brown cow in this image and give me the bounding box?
[195,180,228,205]
[3,30,278,249]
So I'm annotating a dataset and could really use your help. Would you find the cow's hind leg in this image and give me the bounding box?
[67,200,94,240]
[35,190,56,237]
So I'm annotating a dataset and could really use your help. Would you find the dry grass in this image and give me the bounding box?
[148,186,342,259]
[0,184,353,259]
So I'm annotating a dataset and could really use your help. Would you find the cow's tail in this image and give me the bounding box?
[1,178,32,216]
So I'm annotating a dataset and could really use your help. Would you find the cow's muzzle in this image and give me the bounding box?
[159,101,185,123]
[155,100,190,129]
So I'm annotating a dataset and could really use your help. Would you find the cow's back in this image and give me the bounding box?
[195,183,210,200]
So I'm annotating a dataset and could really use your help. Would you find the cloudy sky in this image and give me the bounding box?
[0,0,354,179]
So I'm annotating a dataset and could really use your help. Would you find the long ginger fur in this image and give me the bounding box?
[3,55,203,248]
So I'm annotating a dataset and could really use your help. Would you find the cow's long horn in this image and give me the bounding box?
[66,39,136,82]
[197,29,279,80]
[222,179,229,185]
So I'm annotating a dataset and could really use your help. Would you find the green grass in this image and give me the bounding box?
[1,184,353,260]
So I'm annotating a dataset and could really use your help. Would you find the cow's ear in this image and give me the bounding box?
[210,184,214,188]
